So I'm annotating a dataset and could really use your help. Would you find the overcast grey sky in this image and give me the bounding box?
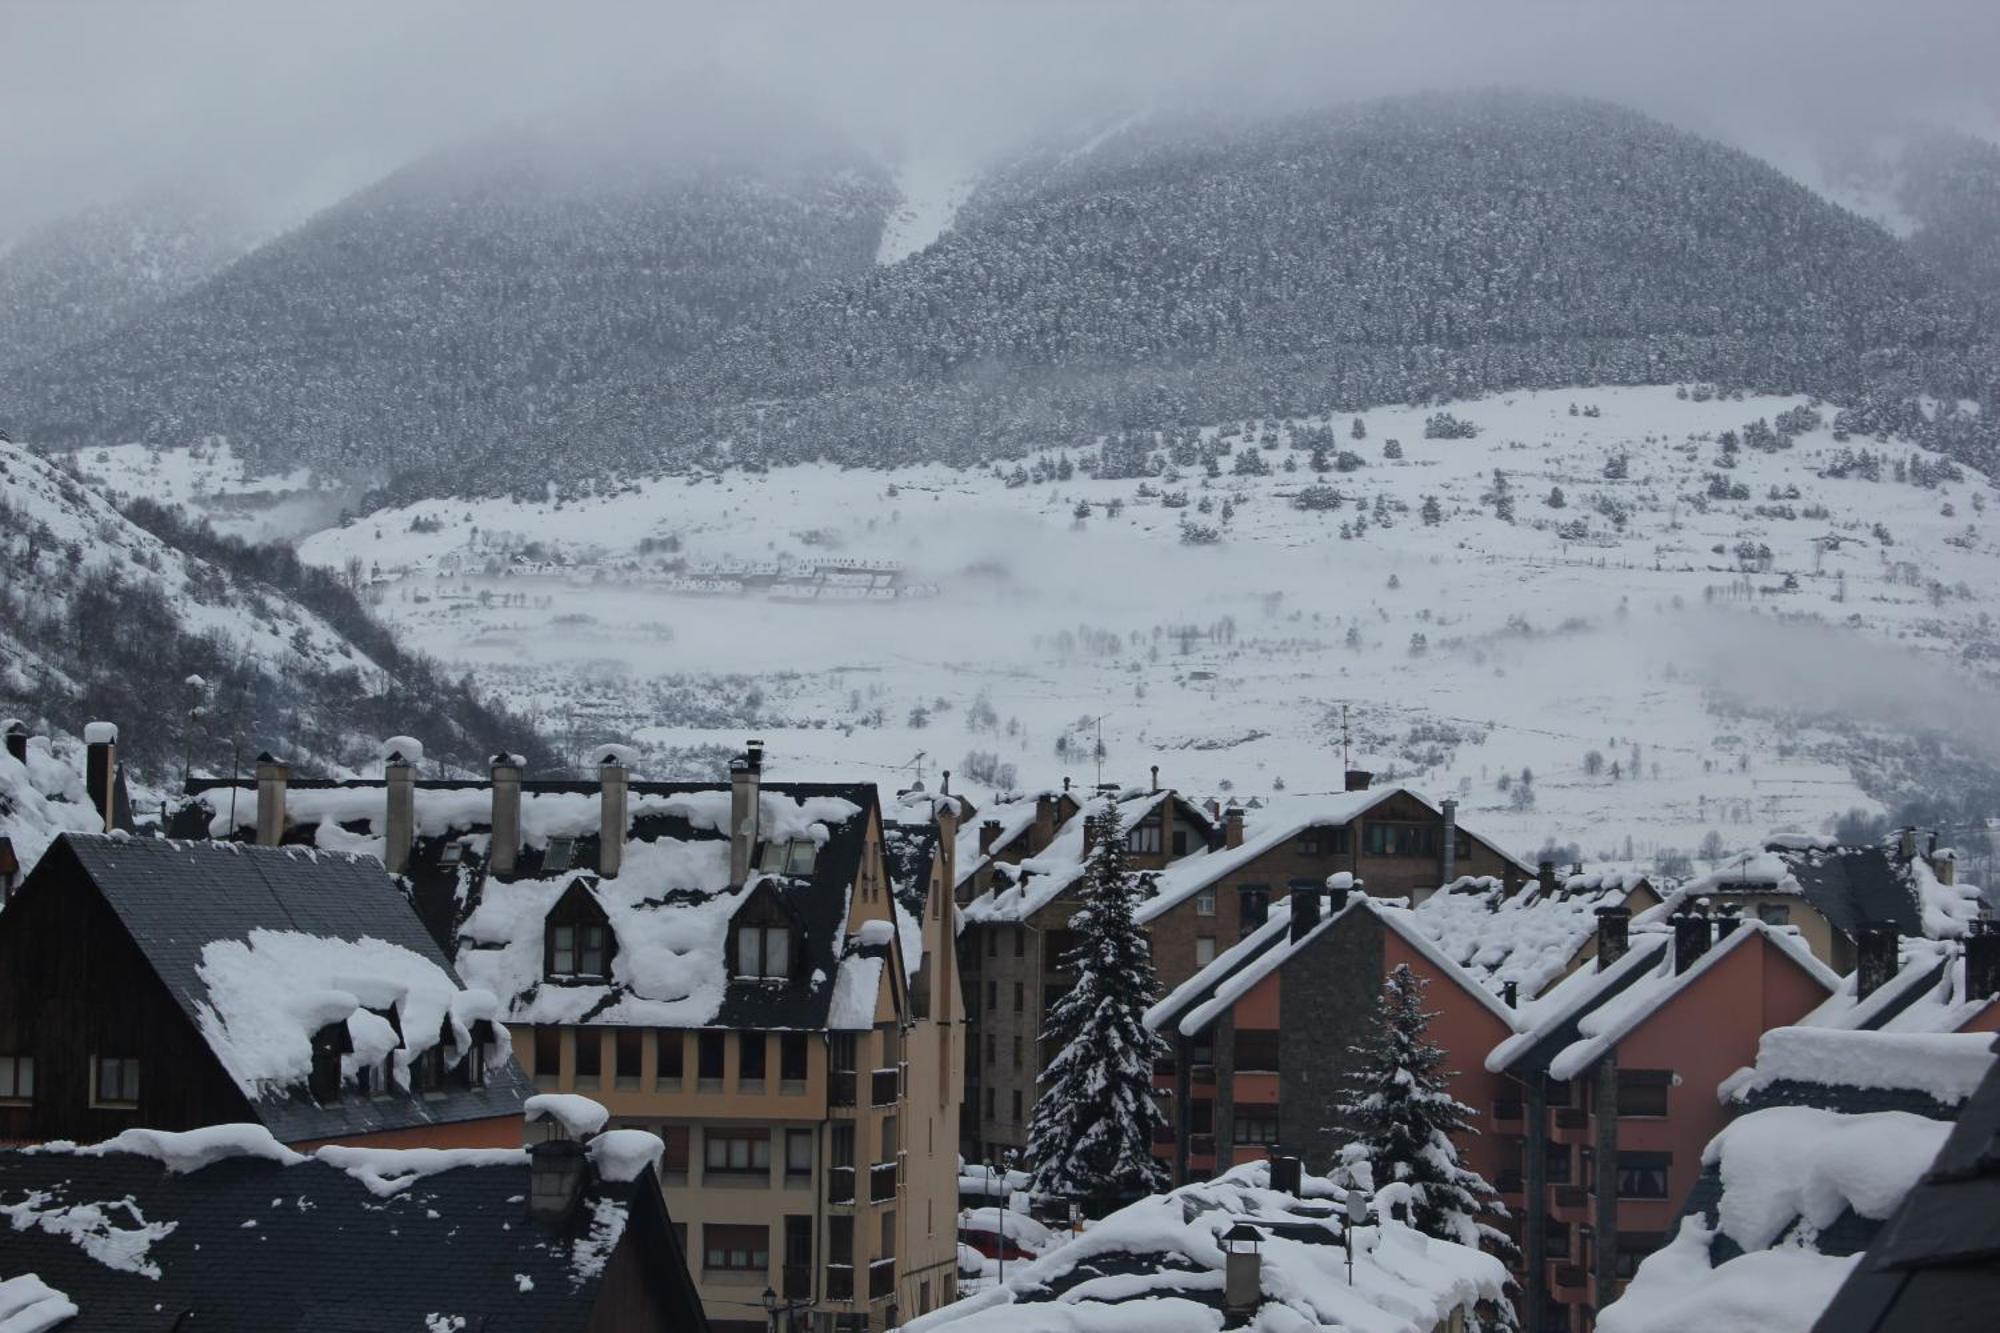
[2,0,1996,239]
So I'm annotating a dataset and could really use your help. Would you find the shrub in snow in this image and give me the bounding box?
[1333,964,1516,1273]
[1025,803,1168,1214]
[1423,411,1480,440]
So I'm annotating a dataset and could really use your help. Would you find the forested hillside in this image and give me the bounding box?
[543,92,1993,483]
[1895,129,2000,324]
[0,442,554,779]
[1,97,896,478]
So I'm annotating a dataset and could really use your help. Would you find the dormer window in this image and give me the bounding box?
[439,842,464,869]
[544,837,576,874]
[551,922,610,977]
[737,924,792,980]
[758,839,818,877]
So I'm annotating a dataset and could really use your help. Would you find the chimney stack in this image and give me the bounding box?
[490,753,523,878]
[729,740,763,886]
[1150,765,1160,793]
[1439,798,1458,885]
[1222,1224,1263,1313]
[527,1138,590,1225]
[82,721,121,833]
[1344,769,1373,792]
[383,747,417,875]
[1223,806,1245,849]
[1965,921,2000,1000]
[935,790,959,892]
[1673,909,1713,975]
[941,770,951,796]
[598,748,629,879]
[1931,846,1958,886]
[1033,793,1058,849]
[1714,903,1742,938]
[1289,887,1321,942]
[1502,979,1519,1008]
[1896,826,1917,861]
[2,720,26,765]
[254,752,289,846]
[1594,905,1631,971]
[1538,859,1558,894]
[1325,872,1354,915]
[979,818,1002,855]
[1268,1155,1302,1195]
[1856,922,1900,1001]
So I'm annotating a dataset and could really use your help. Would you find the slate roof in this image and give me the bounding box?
[0,1136,697,1332]
[41,834,530,1142]
[1810,1048,2000,1333]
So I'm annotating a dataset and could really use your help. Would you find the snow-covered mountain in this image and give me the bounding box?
[268,385,2000,878]
[0,442,551,788]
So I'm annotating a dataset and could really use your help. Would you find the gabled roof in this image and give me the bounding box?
[1147,888,1520,1039]
[1718,1026,1998,1119]
[1796,938,2000,1036]
[28,835,528,1142]
[1409,869,1657,1002]
[1658,841,1984,942]
[954,786,1210,923]
[0,1124,700,1332]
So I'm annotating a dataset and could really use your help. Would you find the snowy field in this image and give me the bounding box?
[262,385,2000,866]
[73,438,352,543]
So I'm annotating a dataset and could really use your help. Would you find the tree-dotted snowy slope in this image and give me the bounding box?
[0,442,549,785]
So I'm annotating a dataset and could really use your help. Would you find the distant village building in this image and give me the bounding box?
[0,834,529,1150]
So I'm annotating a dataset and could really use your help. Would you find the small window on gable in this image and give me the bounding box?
[544,837,575,874]
[545,880,615,981]
[737,924,792,980]
[760,839,819,877]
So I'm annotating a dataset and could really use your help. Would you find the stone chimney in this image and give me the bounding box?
[1223,806,1244,849]
[729,741,763,886]
[489,753,523,878]
[1965,921,2000,1000]
[1896,826,1918,861]
[1538,859,1558,894]
[598,749,628,879]
[979,818,1002,855]
[254,752,289,846]
[1856,922,1900,1001]
[935,790,959,892]
[1289,887,1321,942]
[1594,905,1631,971]
[1931,845,1958,886]
[1032,793,1058,849]
[1673,909,1713,975]
[1344,768,1373,792]
[82,721,121,833]
[384,748,417,875]
[1325,873,1353,915]
[2,720,27,765]
[1439,798,1458,885]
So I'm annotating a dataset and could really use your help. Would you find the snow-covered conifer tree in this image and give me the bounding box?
[1025,802,1169,1214]
[1333,965,1514,1262]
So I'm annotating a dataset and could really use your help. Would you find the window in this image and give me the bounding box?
[308,1024,344,1104]
[439,841,464,869]
[698,1032,725,1082]
[1299,826,1352,856]
[1013,927,1025,958]
[661,1125,690,1173]
[616,1029,643,1087]
[0,1055,34,1101]
[829,1212,854,1273]
[1363,822,1439,857]
[1195,936,1216,966]
[1190,1098,1214,1134]
[759,839,819,876]
[780,1032,809,1083]
[786,1129,814,1178]
[705,1128,772,1174]
[1011,1090,1023,1120]
[881,1114,898,1159]
[93,1056,140,1106]
[704,1223,770,1272]
[656,1031,684,1085]
[1128,820,1163,854]
[985,1087,995,1117]
[412,1044,447,1094]
[1546,1142,1572,1185]
[1173,828,1189,856]
[1233,1106,1280,1144]
[984,1034,995,1067]
[986,932,997,958]
[1238,886,1270,936]
[741,1032,768,1084]
[549,921,610,978]
[1235,1030,1281,1072]
[986,979,998,1009]
[575,1031,602,1082]
[1618,1069,1671,1118]
[462,1039,488,1088]
[1012,1036,1022,1069]
[736,924,792,980]
[1617,1151,1672,1199]
[1012,982,1024,1012]
[1196,890,1217,917]
[534,1027,561,1082]
[785,1216,814,1297]
[543,836,575,874]
[1544,1217,1570,1259]
[1757,903,1791,926]
[881,1209,897,1260]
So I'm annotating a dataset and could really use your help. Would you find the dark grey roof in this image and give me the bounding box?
[1493,935,1673,1078]
[1812,1041,2000,1333]
[1773,843,1922,938]
[0,1143,699,1332]
[51,834,530,1141]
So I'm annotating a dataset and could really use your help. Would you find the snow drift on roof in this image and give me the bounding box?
[1719,1027,1998,1107]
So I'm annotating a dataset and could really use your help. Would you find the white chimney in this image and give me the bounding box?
[490,753,523,878]
[383,743,418,875]
[729,740,764,885]
[254,752,289,846]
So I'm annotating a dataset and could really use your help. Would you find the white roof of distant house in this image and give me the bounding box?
[956,786,1197,926]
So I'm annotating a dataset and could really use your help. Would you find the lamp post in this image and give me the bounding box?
[761,1284,809,1333]
[993,1150,1018,1282]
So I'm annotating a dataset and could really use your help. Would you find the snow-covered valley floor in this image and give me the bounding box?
[96,385,2000,868]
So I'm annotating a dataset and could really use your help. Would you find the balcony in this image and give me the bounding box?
[1551,1184,1589,1224]
[1151,1124,1175,1147]
[1188,1133,1216,1159]
[1492,1099,1523,1132]
[830,1070,857,1108]
[1551,1263,1588,1299]
[1495,1170,1525,1201]
[871,1068,900,1107]
[869,1259,896,1300]
[783,1264,812,1301]
[826,1265,854,1302]
[1191,1065,1216,1086]
[1551,1106,1590,1144]
[1152,1056,1176,1077]
[827,1165,855,1205]
[869,1161,899,1202]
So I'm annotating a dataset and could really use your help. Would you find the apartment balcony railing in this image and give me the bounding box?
[1551,1184,1589,1224]
[827,1165,856,1205]
[830,1070,857,1108]
[1188,1133,1216,1158]
[825,1265,854,1302]
[1191,1065,1216,1086]
[1495,1170,1525,1198]
[869,1259,897,1300]
[1551,1106,1590,1143]
[869,1161,899,1202]
[1151,1124,1176,1147]
[1492,1100,1524,1130]
[871,1068,900,1107]
[1552,1263,1588,1298]
[783,1264,812,1301]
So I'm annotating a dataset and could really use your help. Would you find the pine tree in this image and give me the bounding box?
[1025,803,1169,1214]
[1333,965,1515,1262]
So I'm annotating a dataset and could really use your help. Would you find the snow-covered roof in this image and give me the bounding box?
[1407,870,1659,1002]
[0,737,110,888]
[1149,889,1521,1039]
[906,1159,1511,1333]
[1653,840,1983,941]
[953,786,1206,925]
[1718,1026,1998,1111]
[0,1120,689,1331]
[1792,936,2000,1036]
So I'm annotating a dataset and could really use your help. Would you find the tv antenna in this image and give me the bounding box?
[903,751,928,790]
[1340,704,1351,772]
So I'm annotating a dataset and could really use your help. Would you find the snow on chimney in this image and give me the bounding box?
[254,752,289,846]
[979,819,1002,855]
[1223,806,1244,849]
[1856,922,1900,1001]
[1289,886,1321,942]
[1594,905,1630,971]
[597,746,631,878]
[1150,765,1160,793]
[82,721,120,833]
[381,737,422,875]
[1673,909,1713,975]
[729,740,763,886]
[489,752,524,878]
[1896,826,1917,861]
